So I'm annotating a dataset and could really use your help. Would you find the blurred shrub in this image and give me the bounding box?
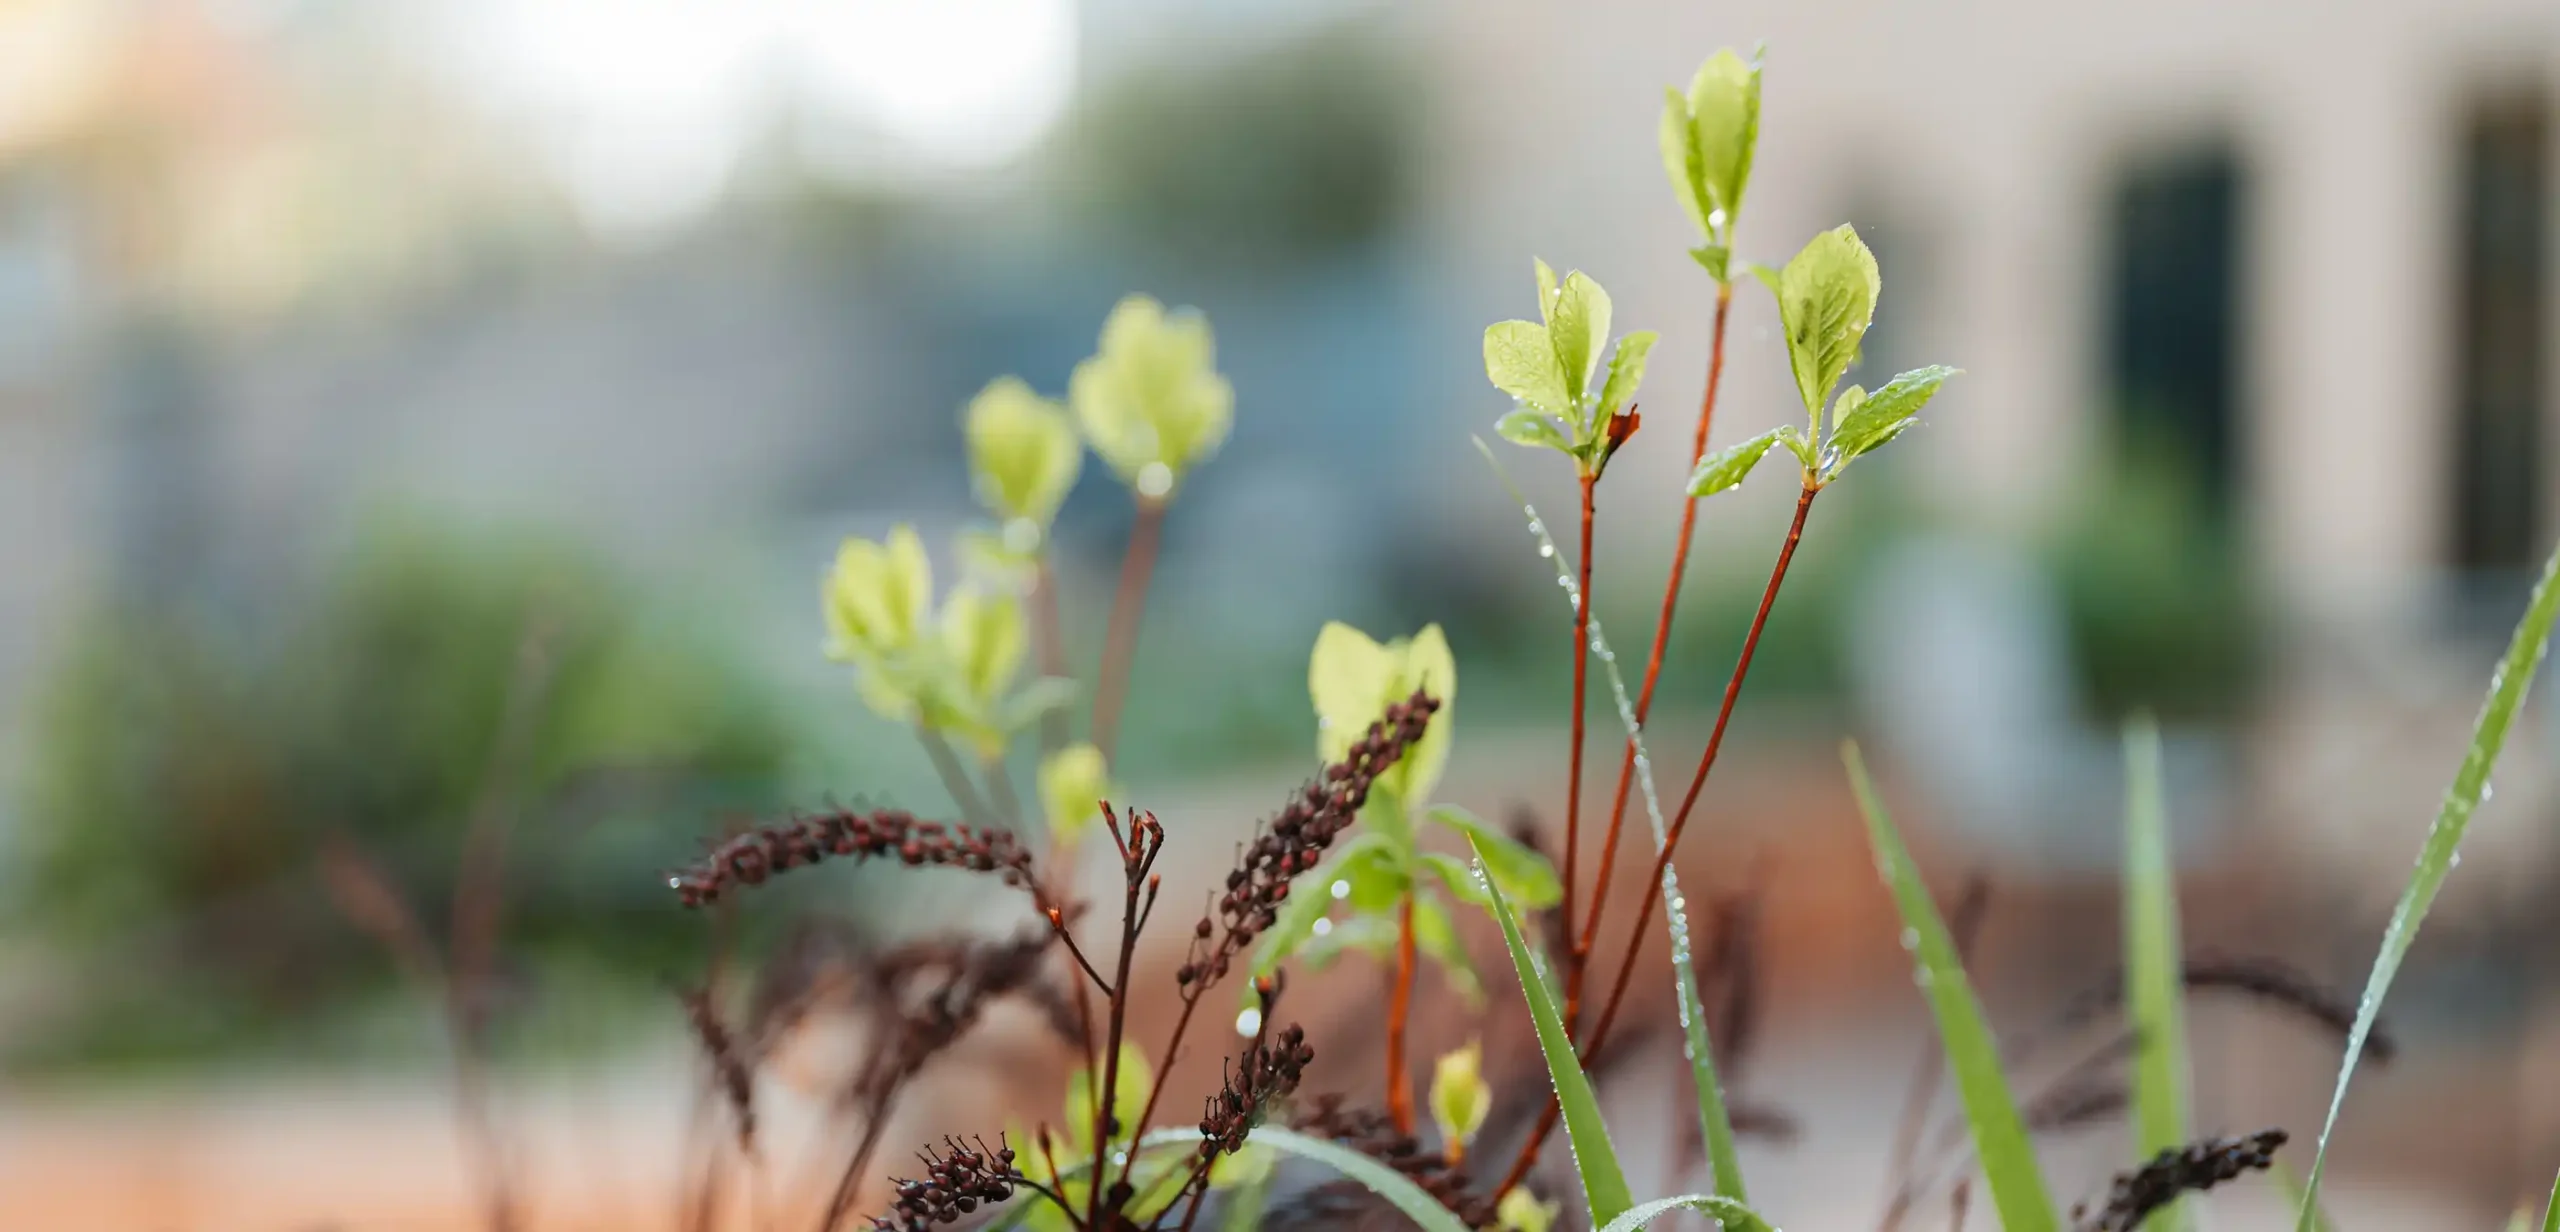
[2045,433,2260,719]
[11,521,801,1066]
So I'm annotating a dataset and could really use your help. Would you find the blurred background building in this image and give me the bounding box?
[0,0,2556,1227]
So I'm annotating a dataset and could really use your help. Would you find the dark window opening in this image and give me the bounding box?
[2104,146,2245,509]
[2452,92,2550,573]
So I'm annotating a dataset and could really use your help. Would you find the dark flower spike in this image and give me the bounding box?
[679,988,758,1154]
[871,1135,1032,1232]
[2071,1129,2288,1232]
[1198,975,1312,1160]
[669,807,1037,909]
[1293,1094,1501,1229]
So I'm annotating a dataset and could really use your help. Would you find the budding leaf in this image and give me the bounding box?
[939,588,1025,707]
[1431,1040,1493,1153]
[1070,295,1233,496]
[1534,257,1561,324]
[1429,806,1561,908]
[1498,1188,1562,1232]
[1247,836,1393,996]
[1686,48,1762,225]
[1686,426,1790,497]
[1484,320,1574,421]
[1063,1042,1154,1154]
[1596,330,1657,421]
[1659,87,1713,238]
[1038,743,1112,848]
[823,524,934,660]
[1829,364,1960,476]
[1691,244,1730,281]
[1776,225,1881,420]
[964,376,1082,529]
[1497,409,1571,454]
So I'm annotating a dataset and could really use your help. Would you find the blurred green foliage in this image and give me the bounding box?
[11,520,803,1067]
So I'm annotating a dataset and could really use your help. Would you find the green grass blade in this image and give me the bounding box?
[1843,742,2058,1232]
[2541,1166,2560,1232]
[1595,1193,1776,1232]
[2122,714,2191,1232]
[1246,1127,1476,1232]
[2294,539,2560,1231]
[2261,1157,2334,1232]
[1473,434,1748,1204]
[1468,832,1634,1225]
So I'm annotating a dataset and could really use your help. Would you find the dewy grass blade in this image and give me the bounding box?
[1843,743,2057,1232]
[1470,832,1634,1225]
[1596,1193,1778,1232]
[2122,714,2191,1232]
[2540,1166,2560,1232]
[1244,1127,1476,1232]
[2261,1157,2335,1232]
[2294,538,2560,1232]
[1473,435,1748,1204]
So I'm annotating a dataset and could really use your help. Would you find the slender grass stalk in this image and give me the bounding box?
[1586,279,1736,962]
[1474,833,1635,1226]
[2293,537,2560,1231]
[1247,1128,1479,1232]
[2121,714,2192,1232]
[1091,497,1167,761]
[2540,1168,2560,1232]
[917,725,996,828]
[1845,742,2058,1232]
[1388,893,1421,1133]
[1561,470,1599,1024]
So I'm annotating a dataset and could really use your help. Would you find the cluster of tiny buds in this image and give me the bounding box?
[1176,692,1440,991]
[669,808,1035,908]
[872,1136,1022,1231]
[2074,1129,2288,1232]
[1200,980,1311,1158]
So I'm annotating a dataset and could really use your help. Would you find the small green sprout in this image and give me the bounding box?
[1485,261,1657,477]
[1071,295,1234,503]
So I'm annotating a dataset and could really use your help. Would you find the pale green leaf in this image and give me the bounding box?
[823,524,934,659]
[1549,271,1612,409]
[1410,890,1484,1005]
[1421,852,1491,909]
[999,675,1080,734]
[1498,409,1572,453]
[939,587,1025,705]
[1429,805,1560,908]
[1686,426,1788,498]
[1743,262,1782,297]
[1686,49,1762,227]
[1471,834,1633,1225]
[964,376,1083,527]
[1069,295,1233,492]
[1499,1189,1561,1232]
[1063,1042,1154,1155]
[1245,1127,1476,1232]
[2122,715,2191,1232]
[1485,320,1574,420]
[1399,624,1457,803]
[1691,244,1730,282]
[1831,365,1959,473]
[1777,224,1880,419]
[1597,331,1658,420]
[1310,621,1401,765]
[1659,87,1711,238]
[1534,258,1560,326]
[2295,536,2560,1230]
[1300,911,1400,970]
[1597,1193,1776,1232]
[1247,834,1395,991]
[1844,743,2059,1232]
[1339,839,1410,913]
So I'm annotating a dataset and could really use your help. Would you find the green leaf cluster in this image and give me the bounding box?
[821,525,1068,756]
[1071,295,1235,501]
[1486,262,1657,475]
[1659,47,1763,280]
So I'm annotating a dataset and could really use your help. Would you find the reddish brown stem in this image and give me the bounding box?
[1580,282,1734,959]
[1495,480,1819,1201]
[1091,498,1166,762]
[1386,893,1421,1134]
[1087,858,1149,1229]
[1032,557,1070,757]
[1558,471,1599,1025]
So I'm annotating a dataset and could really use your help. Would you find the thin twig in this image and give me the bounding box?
[1387,893,1421,1134]
[1560,470,1600,1029]
[1092,497,1167,761]
[1583,280,1735,962]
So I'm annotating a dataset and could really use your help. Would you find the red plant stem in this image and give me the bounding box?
[1494,480,1819,1202]
[1580,281,1734,960]
[1386,893,1421,1134]
[1032,557,1070,757]
[1558,471,1599,1024]
[1119,987,1203,1194]
[1091,498,1167,763]
[1086,850,1150,1228]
